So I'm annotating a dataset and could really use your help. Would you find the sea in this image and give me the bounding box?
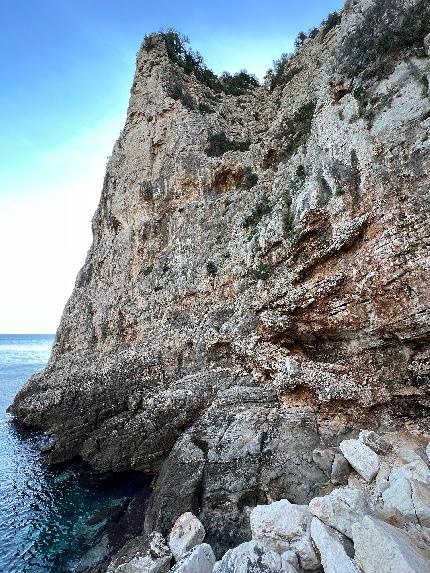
[0,334,149,573]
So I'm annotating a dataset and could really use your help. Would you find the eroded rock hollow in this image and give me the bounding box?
[11,0,430,558]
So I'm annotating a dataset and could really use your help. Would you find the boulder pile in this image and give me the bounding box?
[107,431,430,572]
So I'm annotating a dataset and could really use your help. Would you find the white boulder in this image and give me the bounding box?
[217,541,283,573]
[310,518,361,573]
[109,532,172,573]
[309,486,371,538]
[170,544,215,573]
[168,512,205,561]
[382,457,430,526]
[250,499,319,570]
[340,439,380,482]
[352,515,430,573]
[382,477,416,524]
[280,550,299,570]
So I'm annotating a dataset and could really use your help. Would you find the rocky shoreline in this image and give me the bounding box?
[101,430,430,572]
[9,0,430,570]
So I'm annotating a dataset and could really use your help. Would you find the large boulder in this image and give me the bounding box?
[217,541,284,573]
[107,532,172,573]
[310,518,361,573]
[340,439,380,482]
[250,500,319,570]
[170,543,215,573]
[168,512,205,561]
[309,486,372,539]
[352,515,430,573]
[382,456,430,526]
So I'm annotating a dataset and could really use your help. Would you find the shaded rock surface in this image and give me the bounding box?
[9,0,430,561]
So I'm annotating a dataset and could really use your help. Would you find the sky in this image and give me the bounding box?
[0,0,343,334]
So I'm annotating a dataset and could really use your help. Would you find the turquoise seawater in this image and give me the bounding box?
[0,334,149,573]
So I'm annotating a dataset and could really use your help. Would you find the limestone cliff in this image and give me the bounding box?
[11,0,430,557]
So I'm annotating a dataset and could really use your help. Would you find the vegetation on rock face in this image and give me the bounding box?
[206,132,251,157]
[338,0,430,80]
[143,29,259,95]
[242,169,258,190]
[206,261,217,277]
[263,100,317,167]
[246,263,273,281]
[320,11,342,39]
[266,11,341,90]
[242,198,271,228]
[167,81,195,110]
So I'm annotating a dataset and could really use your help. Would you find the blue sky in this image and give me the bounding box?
[0,0,343,333]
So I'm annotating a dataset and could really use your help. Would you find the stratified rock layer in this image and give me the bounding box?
[10,0,430,557]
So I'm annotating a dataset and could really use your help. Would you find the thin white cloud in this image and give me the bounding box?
[0,116,124,333]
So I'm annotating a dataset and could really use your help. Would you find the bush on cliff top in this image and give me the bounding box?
[143,29,259,95]
[266,11,341,90]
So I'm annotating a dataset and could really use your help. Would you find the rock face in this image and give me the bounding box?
[9,0,430,558]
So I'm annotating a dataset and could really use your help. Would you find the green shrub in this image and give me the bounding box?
[295,164,307,182]
[220,70,259,95]
[206,261,217,276]
[205,132,250,157]
[294,31,308,50]
[266,53,294,90]
[321,11,341,38]
[198,101,213,114]
[242,170,258,190]
[142,29,259,94]
[167,82,195,110]
[242,198,271,228]
[279,100,317,159]
[246,263,273,281]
